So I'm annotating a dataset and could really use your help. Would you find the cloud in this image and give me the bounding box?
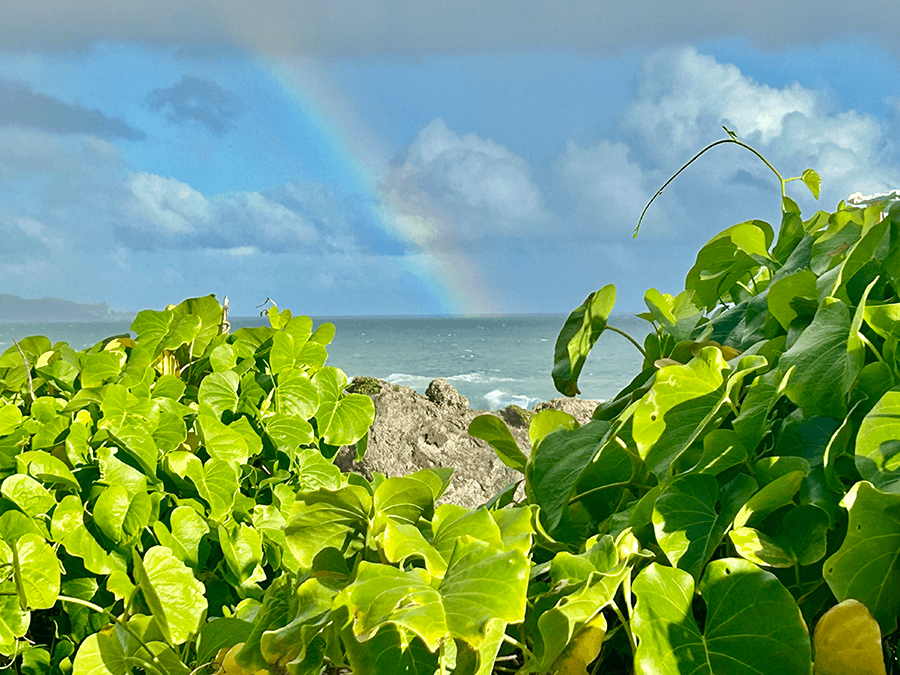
[0,79,143,140]
[382,118,544,247]
[1,1,898,57]
[624,47,897,216]
[146,75,241,134]
[553,140,651,239]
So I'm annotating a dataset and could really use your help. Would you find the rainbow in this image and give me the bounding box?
[256,54,500,316]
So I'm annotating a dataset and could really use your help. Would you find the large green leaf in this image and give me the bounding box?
[854,388,900,493]
[340,623,438,675]
[166,295,223,358]
[17,450,79,491]
[432,506,504,562]
[643,288,702,342]
[685,220,774,310]
[342,535,529,651]
[633,347,729,477]
[632,560,811,675]
[197,413,250,465]
[284,485,372,569]
[733,470,804,529]
[439,535,529,645]
[316,394,375,446]
[0,403,23,435]
[526,420,610,533]
[131,308,174,356]
[552,284,616,396]
[152,505,209,570]
[528,409,578,451]
[133,546,207,645]
[275,370,319,419]
[1,474,56,517]
[270,328,328,375]
[468,414,527,473]
[13,534,60,610]
[72,629,129,675]
[170,453,237,522]
[372,472,438,533]
[293,446,344,491]
[652,473,757,580]
[197,370,239,419]
[80,351,126,389]
[264,413,315,451]
[824,481,900,633]
[780,297,864,418]
[218,522,264,586]
[767,268,818,330]
[51,496,125,575]
[93,486,152,546]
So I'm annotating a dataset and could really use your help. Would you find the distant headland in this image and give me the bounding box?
[0,294,134,323]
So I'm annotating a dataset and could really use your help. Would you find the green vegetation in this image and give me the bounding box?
[346,376,383,396]
[1,133,898,674]
[501,404,534,428]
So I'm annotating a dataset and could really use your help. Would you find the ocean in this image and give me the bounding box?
[0,314,648,410]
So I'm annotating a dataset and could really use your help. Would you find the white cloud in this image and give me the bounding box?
[382,118,544,245]
[625,47,897,213]
[554,140,651,239]
[128,173,212,235]
[124,174,331,251]
[627,48,820,159]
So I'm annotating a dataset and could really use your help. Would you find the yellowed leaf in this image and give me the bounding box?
[550,612,607,675]
[813,599,886,675]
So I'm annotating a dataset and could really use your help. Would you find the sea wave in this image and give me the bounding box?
[385,371,517,387]
[384,373,432,388]
[483,389,542,411]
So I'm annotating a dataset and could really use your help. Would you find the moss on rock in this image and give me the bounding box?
[346,376,383,396]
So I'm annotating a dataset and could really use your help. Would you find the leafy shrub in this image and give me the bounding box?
[0,296,374,672]
[470,135,900,673]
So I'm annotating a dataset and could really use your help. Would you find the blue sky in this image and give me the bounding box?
[1,1,899,317]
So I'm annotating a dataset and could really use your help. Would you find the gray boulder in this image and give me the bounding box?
[425,378,469,409]
[337,378,602,509]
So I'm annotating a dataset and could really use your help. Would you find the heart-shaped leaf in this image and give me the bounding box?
[632,559,811,675]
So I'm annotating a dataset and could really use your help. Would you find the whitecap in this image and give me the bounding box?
[483,389,542,411]
[447,372,517,384]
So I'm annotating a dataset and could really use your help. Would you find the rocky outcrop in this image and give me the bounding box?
[337,378,601,509]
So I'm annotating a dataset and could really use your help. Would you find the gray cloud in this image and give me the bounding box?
[0,1,897,56]
[146,75,240,134]
[0,79,144,140]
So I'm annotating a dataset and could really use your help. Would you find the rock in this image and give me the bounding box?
[336,377,603,509]
[498,404,534,429]
[533,398,601,425]
[425,378,469,409]
[337,378,524,508]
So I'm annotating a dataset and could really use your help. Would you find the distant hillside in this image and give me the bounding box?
[0,294,134,323]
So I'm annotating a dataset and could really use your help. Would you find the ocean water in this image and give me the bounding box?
[0,314,649,410]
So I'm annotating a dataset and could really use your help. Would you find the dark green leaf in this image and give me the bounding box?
[552,284,616,396]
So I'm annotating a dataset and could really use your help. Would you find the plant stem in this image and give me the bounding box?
[502,634,536,662]
[605,326,647,358]
[610,601,637,658]
[634,129,786,237]
[568,481,655,506]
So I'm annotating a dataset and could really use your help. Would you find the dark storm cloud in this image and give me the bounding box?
[0,79,144,140]
[146,75,241,134]
[1,1,897,56]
